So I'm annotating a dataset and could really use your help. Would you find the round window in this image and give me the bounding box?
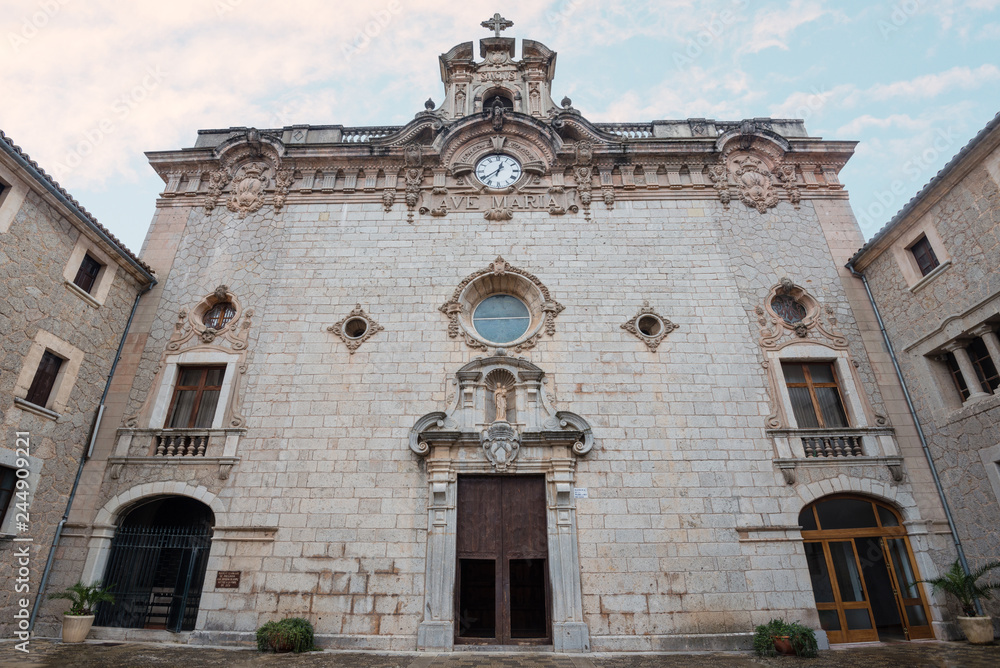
[343,317,369,339]
[637,314,663,337]
[473,295,531,344]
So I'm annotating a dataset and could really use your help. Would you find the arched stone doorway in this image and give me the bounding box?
[800,495,933,643]
[95,496,214,632]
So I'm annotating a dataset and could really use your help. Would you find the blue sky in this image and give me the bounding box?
[3,0,999,253]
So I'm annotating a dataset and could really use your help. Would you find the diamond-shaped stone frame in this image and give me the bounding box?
[327,304,384,354]
[621,301,678,351]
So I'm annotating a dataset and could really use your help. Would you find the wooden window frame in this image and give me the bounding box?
[909,236,940,277]
[72,253,104,294]
[25,350,65,408]
[782,361,849,428]
[943,352,971,401]
[165,366,226,429]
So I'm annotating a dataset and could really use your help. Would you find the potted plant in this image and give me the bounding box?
[753,618,819,658]
[48,581,114,643]
[921,559,1000,644]
[255,617,316,653]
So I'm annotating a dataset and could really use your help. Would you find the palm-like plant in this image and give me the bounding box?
[920,560,1000,617]
[49,581,115,616]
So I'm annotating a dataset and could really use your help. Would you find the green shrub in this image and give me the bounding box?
[255,617,316,653]
[752,618,819,658]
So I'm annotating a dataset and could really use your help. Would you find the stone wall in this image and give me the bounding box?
[860,140,1000,622]
[0,188,145,634]
[48,183,956,647]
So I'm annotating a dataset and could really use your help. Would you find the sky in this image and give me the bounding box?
[2,0,999,254]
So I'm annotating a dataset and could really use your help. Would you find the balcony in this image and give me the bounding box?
[108,427,245,480]
[767,427,903,485]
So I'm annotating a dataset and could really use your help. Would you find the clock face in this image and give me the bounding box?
[475,154,522,189]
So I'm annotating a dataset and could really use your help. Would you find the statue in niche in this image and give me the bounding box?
[494,385,508,422]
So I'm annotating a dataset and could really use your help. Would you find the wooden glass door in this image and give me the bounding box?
[455,476,550,645]
[800,496,934,643]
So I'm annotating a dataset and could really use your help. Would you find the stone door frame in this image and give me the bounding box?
[415,442,590,652]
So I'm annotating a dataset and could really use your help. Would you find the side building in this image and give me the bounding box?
[40,25,971,651]
[849,112,1000,632]
[0,131,155,635]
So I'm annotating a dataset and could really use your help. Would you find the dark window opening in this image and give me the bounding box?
[909,236,939,276]
[0,466,16,524]
[73,253,103,294]
[944,352,971,401]
[969,337,999,394]
[483,94,513,112]
[166,366,225,429]
[781,361,849,429]
[203,302,236,329]
[26,350,64,408]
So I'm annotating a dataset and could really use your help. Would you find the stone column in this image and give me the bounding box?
[547,459,591,652]
[971,324,1000,380]
[416,458,457,651]
[943,341,990,402]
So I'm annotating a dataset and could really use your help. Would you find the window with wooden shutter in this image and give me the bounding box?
[25,350,64,407]
[165,366,226,428]
[781,361,849,429]
[909,236,939,276]
[73,253,103,294]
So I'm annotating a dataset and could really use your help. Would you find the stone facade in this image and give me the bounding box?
[850,112,1000,629]
[0,131,154,635]
[38,24,973,651]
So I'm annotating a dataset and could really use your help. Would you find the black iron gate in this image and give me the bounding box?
[95,525,212,632]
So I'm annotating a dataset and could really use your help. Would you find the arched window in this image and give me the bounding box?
[799,496,933,644]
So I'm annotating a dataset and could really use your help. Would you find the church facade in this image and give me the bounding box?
[40,22,967,651]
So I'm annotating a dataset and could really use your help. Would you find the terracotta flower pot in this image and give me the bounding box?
[61,614,95,643]
[773,635,796,655]
[957,616,995,644]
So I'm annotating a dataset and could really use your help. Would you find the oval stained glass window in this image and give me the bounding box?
[771,294,807,324]
[473,295,531,344]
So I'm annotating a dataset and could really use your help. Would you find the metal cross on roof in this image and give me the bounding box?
[481,13,513,38]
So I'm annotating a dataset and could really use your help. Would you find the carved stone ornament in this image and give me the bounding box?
[404,166,424,223]
[226,162,270,217]
[731,155,779,213]
[621,301,679,351]
[273,168,295,211]
[204,170,230,212]
[708,165,731,207]
[481,420,521,470]
[756,280,847,351]
[439,256,564,352]
[326,304,384,354]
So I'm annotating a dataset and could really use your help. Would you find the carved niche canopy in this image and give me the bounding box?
[439,256,564,353]
[409,354,594,470]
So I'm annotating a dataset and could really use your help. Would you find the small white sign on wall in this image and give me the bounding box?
[573,487,588,499]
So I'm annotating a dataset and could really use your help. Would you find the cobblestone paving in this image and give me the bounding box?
[1,640,998,667]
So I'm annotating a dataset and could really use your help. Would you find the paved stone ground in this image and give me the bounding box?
[1,640,998,667]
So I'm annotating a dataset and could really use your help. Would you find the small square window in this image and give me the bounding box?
[909,236,940,277]
[0,466,15,525]
[25,350,64,408]
[73,253,103,294]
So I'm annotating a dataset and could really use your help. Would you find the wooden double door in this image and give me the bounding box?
[801,496,934,644]
[455,476,551,645]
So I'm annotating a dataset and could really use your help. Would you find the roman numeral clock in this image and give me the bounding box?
[474,154,523,189]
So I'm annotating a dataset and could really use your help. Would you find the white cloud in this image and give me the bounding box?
[867,64,1000,100]
[740,0,828,54]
